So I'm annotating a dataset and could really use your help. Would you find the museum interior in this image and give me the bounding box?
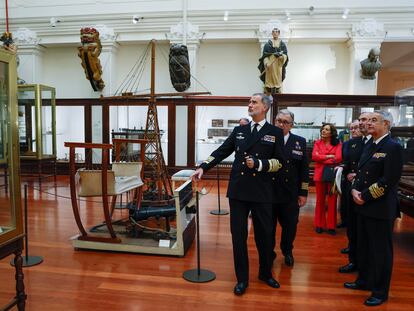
[1,1,414,310]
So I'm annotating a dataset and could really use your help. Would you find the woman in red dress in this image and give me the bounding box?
[312,123,342,235]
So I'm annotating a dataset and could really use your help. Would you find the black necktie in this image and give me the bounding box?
[362,136,367,144]
[252,123,259,135]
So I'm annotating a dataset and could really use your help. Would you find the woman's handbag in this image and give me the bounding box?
[322,165,335,183]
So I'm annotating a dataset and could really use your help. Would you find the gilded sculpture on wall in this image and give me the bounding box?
[77,27,105,91]
[1,32,26,84]
[360,47,382,80]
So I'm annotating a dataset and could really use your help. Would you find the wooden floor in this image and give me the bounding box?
[1,176,414,310]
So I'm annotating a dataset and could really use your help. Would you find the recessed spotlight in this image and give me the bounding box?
[223,11,229,22]
[342,8,350,19]
[286,12,291,21]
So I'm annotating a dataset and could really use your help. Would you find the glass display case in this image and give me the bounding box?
[109,105,168,162]
[195,106,250,163]
[17,84,56,160]
[0,49,23,246]
[0,48,26,310]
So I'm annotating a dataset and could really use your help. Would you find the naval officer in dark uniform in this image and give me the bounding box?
[192,93,285,295]
[272,109,309,266]
[345,110,403,307]
[339,113,371,273]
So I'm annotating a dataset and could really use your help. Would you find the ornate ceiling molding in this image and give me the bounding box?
[257,19,290,41]
[14,28,40,45]
[167,21,203,41]
[94,24,117,42]
[351,18,386,39]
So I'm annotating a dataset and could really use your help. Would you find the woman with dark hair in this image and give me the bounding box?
[312,123,342,235]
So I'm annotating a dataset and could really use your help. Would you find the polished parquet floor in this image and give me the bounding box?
[1,176,414,310]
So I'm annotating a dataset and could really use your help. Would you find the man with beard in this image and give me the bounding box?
[192,93,284,295]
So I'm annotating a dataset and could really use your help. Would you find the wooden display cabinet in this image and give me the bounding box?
[0,49,26,310]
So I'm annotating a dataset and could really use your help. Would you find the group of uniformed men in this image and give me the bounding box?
[192,93,402,307]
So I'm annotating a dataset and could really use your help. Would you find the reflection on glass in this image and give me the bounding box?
[0,61,7,164]
[17,92,36,155]
[56,106,85,160]
[196,106,249,163]
[0,60,14,236]
[17,85,56,159]
[287,107,353,143]
[110,106,168,162]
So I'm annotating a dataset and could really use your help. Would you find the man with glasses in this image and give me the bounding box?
[193,93,285,295]
[272,109,309,266]
[338,120,362,229]
[345,110,403,307]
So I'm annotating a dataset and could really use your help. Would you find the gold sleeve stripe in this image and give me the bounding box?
[267,159,282,172]
[368,183,385,199]
[203,156,215,164]
[301,182,309,190]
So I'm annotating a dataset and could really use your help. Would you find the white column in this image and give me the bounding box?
[167,22,202,167]
[15,28,44,84]
[95,25,119,97]
[348,19,385,95]
[94,25,120,137]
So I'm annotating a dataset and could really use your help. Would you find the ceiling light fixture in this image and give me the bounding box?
[308,6,315,16]
[132,15,142,24]
[342,8,350,19]
[223,11,229,22]
[285,12,291,21]
[49,17,60,27]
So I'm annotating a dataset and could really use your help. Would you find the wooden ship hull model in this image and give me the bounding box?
[65,40,209,255]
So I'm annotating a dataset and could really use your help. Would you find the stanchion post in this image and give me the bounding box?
[210,165,229,216]
[183,191,216,283]
[11,184,43,267]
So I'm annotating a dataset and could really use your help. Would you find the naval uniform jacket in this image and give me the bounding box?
[352,135,403,220]
[342,137,368,178]
[276,133,309,203]
[200,122,285,203]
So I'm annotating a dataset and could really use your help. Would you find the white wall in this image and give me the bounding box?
[284,42,350,94]
[197,42,262,95]
[115,43,176,95]
[37,41,351,97]
[41,47,98,98]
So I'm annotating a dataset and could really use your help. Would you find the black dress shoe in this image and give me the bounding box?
[364,296,387,306]
[233,282,248,295]
[284,254,294,266]
[315,227,323,234]
[327,229,336,236]
[340,247,350,254]
[258,276,280,288]
[339,262,357,273]
[344,281,367,290]
[336,222,347,228]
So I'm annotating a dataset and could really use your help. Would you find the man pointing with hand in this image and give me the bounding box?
[192,93,285,296]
